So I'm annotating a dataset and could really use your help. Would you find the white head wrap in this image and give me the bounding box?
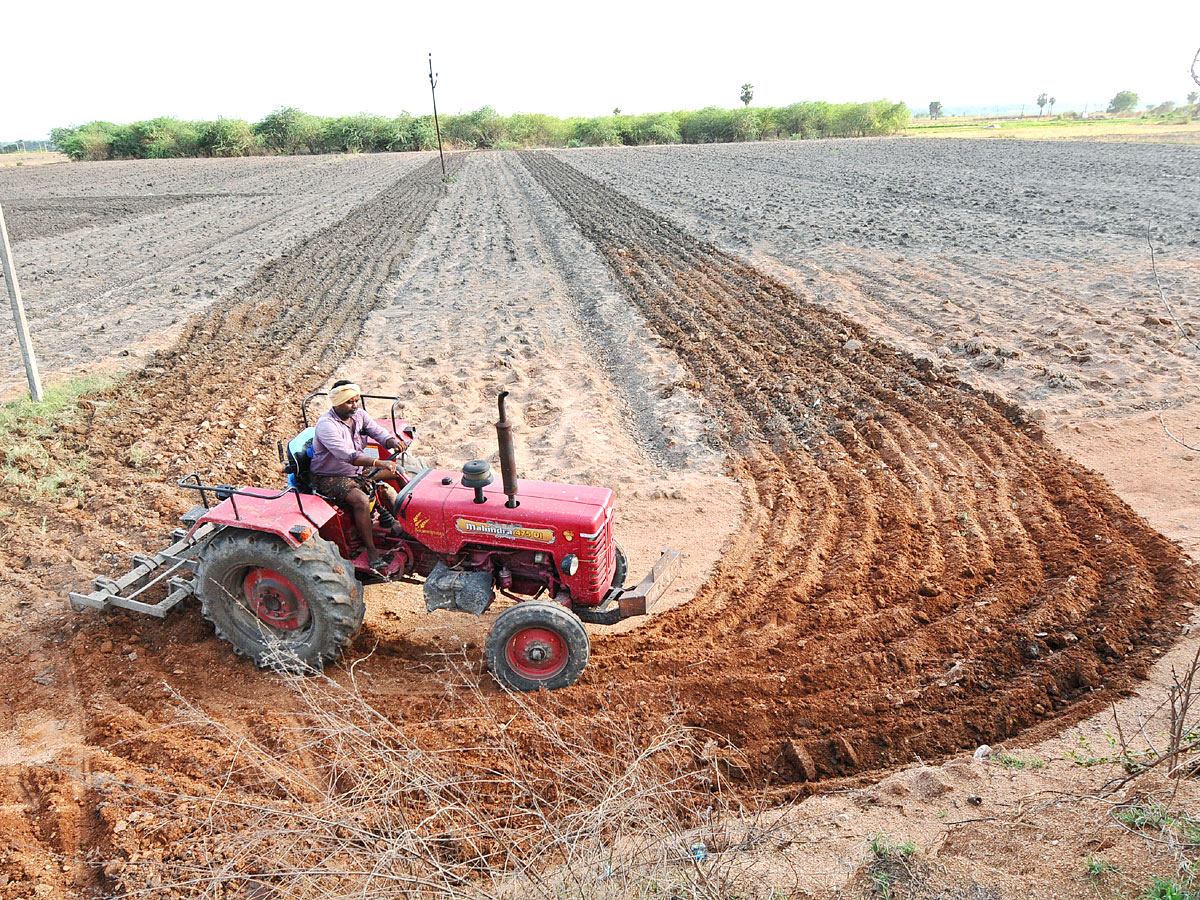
[329,383,361,406]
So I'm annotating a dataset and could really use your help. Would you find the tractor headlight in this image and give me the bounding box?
[561,554,579,576]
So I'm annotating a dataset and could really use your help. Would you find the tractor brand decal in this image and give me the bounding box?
[411,511,433,533]
[455,517,555,544]
[563,530,574,542]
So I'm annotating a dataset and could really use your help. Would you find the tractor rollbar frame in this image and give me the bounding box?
[301,391,411,439]
[176,473,325,532]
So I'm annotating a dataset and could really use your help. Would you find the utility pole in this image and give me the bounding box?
[428,53,446,178]
[0,202,44,401]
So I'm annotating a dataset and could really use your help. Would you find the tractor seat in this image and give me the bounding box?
[285,428,317,494]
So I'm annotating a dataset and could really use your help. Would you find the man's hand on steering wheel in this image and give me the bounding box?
[355,453,399,481]
[364,459,398,477]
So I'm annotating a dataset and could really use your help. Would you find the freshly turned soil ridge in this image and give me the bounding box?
[519,149,1197,781]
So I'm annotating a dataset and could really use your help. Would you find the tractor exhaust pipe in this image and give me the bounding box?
[496,392,519,508]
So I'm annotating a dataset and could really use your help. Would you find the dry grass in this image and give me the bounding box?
[91,650,811,899]
[906,119,1200,143]
[0,151,68,167]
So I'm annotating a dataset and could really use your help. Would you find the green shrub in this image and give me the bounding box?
[51,122,119,160]
[409,116,440,151]
[51,96,913,161]
[198,117,257,157]
[253,107,325,154]
[507,112,571,147]
[137,118,201,158]
[572,116,623,146]
[321,113,397,153]
[631,112,682,144]
[440,106,507,149]
[729,108,761,141]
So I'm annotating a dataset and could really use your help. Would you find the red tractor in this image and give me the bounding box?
[69,392,679,690]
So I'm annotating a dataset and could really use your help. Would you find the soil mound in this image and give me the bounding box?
[519,150,1196,781]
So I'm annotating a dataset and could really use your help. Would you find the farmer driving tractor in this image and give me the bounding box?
[310,380,405,570]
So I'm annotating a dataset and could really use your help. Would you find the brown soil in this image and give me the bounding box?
[0,142,1197,897]
[519,149,1195,779]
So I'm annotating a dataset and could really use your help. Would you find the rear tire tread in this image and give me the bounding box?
[196,529,364,672]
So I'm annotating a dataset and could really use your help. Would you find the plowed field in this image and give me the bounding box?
[0,141,1197,897]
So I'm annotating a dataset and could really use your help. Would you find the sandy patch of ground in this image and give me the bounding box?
[0,152,67,168]
[908,119,1200,143]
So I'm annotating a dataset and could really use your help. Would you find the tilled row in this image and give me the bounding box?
[75,154,464,503]
[0,154,468,894]
[520,150,1197,782]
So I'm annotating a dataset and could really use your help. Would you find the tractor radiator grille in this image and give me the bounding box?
[579,515,614,594]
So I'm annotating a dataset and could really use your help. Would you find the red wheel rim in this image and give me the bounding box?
[506,626,568,680]
[243,568,310,631]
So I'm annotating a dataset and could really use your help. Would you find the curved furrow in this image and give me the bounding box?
[521,149,1197,782]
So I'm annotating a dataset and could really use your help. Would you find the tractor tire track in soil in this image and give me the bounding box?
[520,150,1199,784]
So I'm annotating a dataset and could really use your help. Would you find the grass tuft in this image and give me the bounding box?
[0,374,114,500]
[1085,854,1118,878]
[1143,877,1200,900]
[990,751,1045,770]
[869,833,917,861]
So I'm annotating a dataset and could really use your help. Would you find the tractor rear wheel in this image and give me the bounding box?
[195,529,364,672]
[485,601,590,691]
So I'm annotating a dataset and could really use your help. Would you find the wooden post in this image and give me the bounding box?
[0,201,43,402]
[428,53,446,178]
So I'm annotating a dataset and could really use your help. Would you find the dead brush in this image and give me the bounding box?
[1100,644,1200,793]
[94,648,807,899]
[1089,645,1200,890]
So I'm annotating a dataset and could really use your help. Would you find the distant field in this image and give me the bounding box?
[907,115,1200,143]
[0,151,67,168]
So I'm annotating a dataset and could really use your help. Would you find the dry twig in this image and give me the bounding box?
[1147,228,1200,353]
[91,653,807,900]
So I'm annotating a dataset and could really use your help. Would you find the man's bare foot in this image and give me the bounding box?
[367,551,393,572]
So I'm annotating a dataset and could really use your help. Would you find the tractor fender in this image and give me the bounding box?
[193,489,339,548]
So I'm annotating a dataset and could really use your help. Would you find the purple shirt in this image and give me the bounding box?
[311,408,393,477]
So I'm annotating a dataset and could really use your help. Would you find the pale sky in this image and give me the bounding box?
[6,0,1199,140]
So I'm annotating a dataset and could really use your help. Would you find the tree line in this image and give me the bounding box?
[49,101,910,161]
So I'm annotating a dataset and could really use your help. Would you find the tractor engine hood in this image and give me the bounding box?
[395,468,614,557]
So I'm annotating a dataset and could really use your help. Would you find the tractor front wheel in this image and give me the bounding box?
[612,542,628,589]
[195,529,364,672]
[485,601,590,691]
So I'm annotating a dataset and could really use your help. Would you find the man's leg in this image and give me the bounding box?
[343,487,381,562]
[378,483,404,536]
